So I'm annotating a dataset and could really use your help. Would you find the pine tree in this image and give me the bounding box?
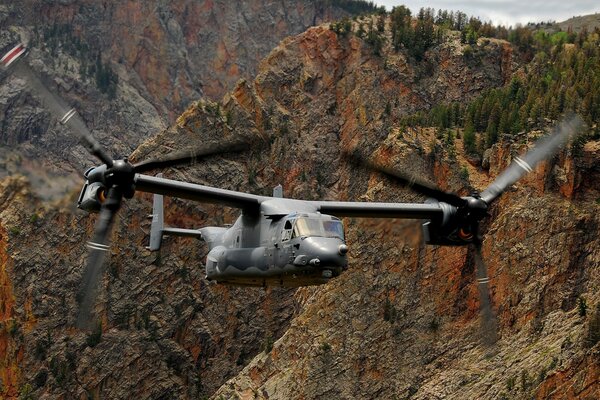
[463,120,477,154]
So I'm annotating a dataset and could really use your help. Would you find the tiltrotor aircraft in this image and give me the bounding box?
[3,43,583,339]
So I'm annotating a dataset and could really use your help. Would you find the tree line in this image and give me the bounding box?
[401,29,600,155]
[317,0,384,15]
[32,22,119,99]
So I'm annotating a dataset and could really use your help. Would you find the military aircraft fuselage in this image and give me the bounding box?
[200,198,348,287]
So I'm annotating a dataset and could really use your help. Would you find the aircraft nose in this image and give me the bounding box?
[301,237,347,267]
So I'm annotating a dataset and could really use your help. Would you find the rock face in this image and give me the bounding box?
[157,23,597,400]
[0,2,374,398]
[14,0,354,115]
[1,10,599,400]
[0,0,355,193]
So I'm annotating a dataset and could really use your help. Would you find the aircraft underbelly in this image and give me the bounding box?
[204,246,343,287]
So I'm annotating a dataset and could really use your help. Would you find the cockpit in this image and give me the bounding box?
[282,216,345,241]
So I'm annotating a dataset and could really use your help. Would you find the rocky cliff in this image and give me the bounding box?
[138,20,599,400]
[0,0,357,197]
[0,2,377,398]
[1,9,599,400]
[204,25,600,400]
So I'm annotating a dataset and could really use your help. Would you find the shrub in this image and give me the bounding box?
[585,303,600,348]
[578,296,587,317]
[262,336,273,354]
[86,322,102,348]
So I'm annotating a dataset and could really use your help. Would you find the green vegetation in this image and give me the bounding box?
[506,375,516,391]
[34,329,53,360]
[33,369,48,388]
[247,167,257,186]
[331,4,599,151]
[36,22,119,98]
[585,302,600,348]
[262,335,274,354]
[49,353,75,387]
[460,165,469,181]
[94,53,119,98]
[18,383,34,400]
[401,28,600,155]
[428,318,440,332]
[8,319,21,337]
[320,0,384,15]
[520,369,531,391]
[29,213,40,224]
[578,296,588,317]
[383,297,398,322]
[330,17,353,36]
[364,20,386,56]
[391,6,440,60]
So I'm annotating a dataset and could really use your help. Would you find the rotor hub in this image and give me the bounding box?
[104,159,135,198]
[463,194,488,222]
[422,195,489,246]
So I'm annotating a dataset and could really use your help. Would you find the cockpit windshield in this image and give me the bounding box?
[292,218,344,240]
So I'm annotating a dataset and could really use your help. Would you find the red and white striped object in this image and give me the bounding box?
[1,43,27,67]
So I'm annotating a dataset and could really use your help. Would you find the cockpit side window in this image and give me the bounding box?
[282,220,293,241]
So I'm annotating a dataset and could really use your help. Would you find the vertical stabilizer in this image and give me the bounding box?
[147,174,203,251]
[148,192,165,251]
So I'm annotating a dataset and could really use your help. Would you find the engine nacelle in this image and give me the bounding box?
[77,166,108,212]
[77,181,106,212]
[422,199,462,246]
[422,196,488,246]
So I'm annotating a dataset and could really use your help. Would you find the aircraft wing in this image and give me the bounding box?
[134,174,266,211]
[135,174,445,219]
[312,201,444,219]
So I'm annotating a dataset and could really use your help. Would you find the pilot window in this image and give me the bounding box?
[323,220,345,240]
[292,218,344,240]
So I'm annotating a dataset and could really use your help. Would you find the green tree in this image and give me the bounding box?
[463,120,477,154]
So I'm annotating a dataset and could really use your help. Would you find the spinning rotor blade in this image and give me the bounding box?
[472,239,498,346]
[76,187,123,330]
[132,139,249,173]
[2,45,126,329]
[481,115,583,204]
[346,152,467,207]
[10,54,114,166]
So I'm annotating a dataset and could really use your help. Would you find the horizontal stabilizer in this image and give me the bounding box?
[147,176,203,251]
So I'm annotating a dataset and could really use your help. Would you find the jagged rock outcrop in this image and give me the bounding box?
[10,0,354,115]
[186,23,597,400]
[0,2,372,398]
[0,174,299,398]
[0,0,356,194]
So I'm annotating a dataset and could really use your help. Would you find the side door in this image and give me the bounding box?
[277,219,294,267]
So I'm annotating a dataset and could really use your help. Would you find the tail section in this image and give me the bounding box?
[147,176,203,251]
[148,192,166,251]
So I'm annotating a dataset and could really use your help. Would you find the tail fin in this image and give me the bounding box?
[147,174,203,251]
[148,192,165,251]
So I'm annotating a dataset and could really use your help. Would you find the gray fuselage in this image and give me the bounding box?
[202,198,348,287]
